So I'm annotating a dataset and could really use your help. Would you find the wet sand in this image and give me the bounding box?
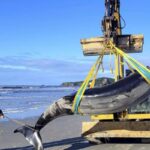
[0,115,150,150]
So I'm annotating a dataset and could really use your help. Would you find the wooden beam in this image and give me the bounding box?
[81,35,144,56]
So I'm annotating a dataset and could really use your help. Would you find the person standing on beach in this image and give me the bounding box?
[0,110,4,119]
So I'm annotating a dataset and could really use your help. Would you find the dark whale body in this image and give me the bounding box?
[14,73,150,150]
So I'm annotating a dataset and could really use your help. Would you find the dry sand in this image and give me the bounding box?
[0,115,150,150]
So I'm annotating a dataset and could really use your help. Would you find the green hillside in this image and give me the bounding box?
[61,77,114,87]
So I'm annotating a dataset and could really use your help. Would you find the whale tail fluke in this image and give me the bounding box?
[14,125,43,150]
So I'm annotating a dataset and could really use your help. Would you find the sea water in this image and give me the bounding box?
[1,85,150,121]
[0,86,76,120]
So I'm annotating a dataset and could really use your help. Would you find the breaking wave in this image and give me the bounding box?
[0,86,75,120]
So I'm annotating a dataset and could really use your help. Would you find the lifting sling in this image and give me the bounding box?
[72,41,150,114]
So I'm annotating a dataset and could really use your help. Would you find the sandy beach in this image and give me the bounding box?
[0,115,150,150]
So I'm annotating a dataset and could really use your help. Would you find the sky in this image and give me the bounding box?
[0,0,150,85]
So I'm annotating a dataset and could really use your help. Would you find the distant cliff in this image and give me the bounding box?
[61,77,114,87]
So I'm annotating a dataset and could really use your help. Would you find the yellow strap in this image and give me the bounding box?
[72,41,109,113]
[72,56,102,113]
[90,55,103,88]
[109,41,150,84]
[89,42,107,88]
[109,52,114,74]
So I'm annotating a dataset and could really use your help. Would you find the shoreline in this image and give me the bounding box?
[0,115,91,150]
[1,115,150,150]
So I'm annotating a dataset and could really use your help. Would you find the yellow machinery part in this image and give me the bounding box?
[82,121,150,140]
[91,114,150,121]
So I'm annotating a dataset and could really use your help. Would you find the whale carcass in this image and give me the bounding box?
[14,73,150,150]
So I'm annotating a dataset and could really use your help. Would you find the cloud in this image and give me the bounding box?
[2,53,148,85]
[0,64,40,71]
[0,56,95,73]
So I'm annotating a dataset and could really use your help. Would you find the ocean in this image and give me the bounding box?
[0,85,150,122]
[0,86,77,120]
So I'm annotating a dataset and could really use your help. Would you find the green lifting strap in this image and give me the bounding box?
[110,41,150,84]
[72,41,150,114]
[72,56,103,114]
